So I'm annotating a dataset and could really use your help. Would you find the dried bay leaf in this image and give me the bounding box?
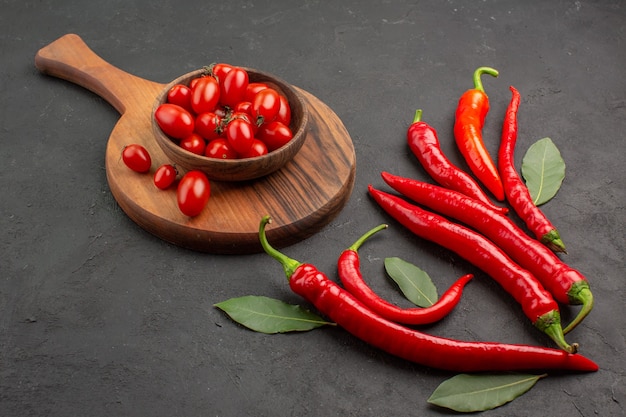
[521,137,565,206]
[384,257,438,307]
[215,295,333,334]
[428,373,546,412]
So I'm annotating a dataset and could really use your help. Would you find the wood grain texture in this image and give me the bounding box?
[35,34,355,254]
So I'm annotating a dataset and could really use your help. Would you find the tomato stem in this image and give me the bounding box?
[412,109,423,124]
[472,66,499,93]
[347,224,388,252]
[259,215,301,280]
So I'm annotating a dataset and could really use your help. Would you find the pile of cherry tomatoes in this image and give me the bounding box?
[154,63,294,159]
[121,64,296,218]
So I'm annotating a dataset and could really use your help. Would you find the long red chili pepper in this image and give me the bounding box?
[258,216,597,372]
[337,223,474,325]
[407,109,507,214]
[381,172,593,334]
[367,187,577,353]
[498,85,567,253]
[454,66,504,201]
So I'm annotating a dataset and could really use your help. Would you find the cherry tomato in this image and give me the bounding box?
[122,144,152,173]
[155,103,195,140]
[167,84,193,113]
[153,164,178,190]
[252,88,281,125]
[220,67,249,107]
[257,121,293,152]
[225,118,255,154]
[180,133,206,155]
[177,170,210,217]
[211,63,234,82]
[205,138,238,159]
[191,76,220,114]
[245,82,269,102]
[239,139,268,158]
[275,94,292,126]
[195,112,223,140]
[234,101,253,116]
[229,111,257,133]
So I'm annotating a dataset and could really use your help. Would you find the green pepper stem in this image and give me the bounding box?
[412,109,423,124]
[259,215,302,280]
[472,66,499,92]
[535,310,578,354]
[348,224,388,252]
[563,284,594,334]
[542,229,567,253]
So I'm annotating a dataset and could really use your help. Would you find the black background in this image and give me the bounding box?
[2,1,625,416]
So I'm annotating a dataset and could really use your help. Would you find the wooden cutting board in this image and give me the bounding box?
[35,34,356,254]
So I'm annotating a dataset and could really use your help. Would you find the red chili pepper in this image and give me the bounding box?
[407,109,507,214]
[367,187,577,353]
[337,223,474,325]
[258,216,596,372]
[381,172,594,334]
[454,67,504,201]
[498,86,567,253]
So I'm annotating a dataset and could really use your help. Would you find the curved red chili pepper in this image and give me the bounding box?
[367,187,577,353]
[454,66,504,201]
[407,109,507,214]
[258,216,597,372]
[498,86,567,253]
[337,223,474,325]
[381,172,593,334]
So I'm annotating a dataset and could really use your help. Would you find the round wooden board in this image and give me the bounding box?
[35,34,355,254]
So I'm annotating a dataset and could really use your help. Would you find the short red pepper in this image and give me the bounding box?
[259,215,596,372]
[338,223,474,326]
[498,85,567,253]
[367,186,576,353]
[454,66,504,201]
[407,109,507,214]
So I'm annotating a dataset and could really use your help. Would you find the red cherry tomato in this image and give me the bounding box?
[211,63,234,82]
[252,88,281,125]
[122,144,152,173]
[180,133,206,155]
[225,118,255,154]
[220,67,249,107]
[205,138,238,159]
[177,170,210,217]
[275,94,292,126]
[257,121,293,152]
[234,101,253,116]
[191,76,220,114]
[167,84,193,113]
[195,112,223,140]
[245,82,269,102]
[153,164,178,190]
[155,103,195,140]
[239,139,268,158]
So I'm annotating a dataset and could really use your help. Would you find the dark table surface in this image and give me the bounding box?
[2,1,624,416]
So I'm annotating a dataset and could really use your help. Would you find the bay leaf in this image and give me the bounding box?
[214,295,333,334]
[521,137,565,206]
[428,373,546,412]
[384,257,438,307]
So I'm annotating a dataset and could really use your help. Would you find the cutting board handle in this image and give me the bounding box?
[35,33,161,114]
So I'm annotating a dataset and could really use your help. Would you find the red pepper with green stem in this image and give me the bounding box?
[259,215,596,372]
[407,109,507,214]
[338,223,474,326]
[367,187,577,353]
[454,66,504,201]
[381,172,593,334]
[498,85,567,253]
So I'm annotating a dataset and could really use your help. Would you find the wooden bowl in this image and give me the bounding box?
[152,68,309,181]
